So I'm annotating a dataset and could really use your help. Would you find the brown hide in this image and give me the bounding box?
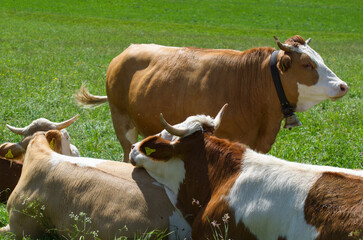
[76,35,347,162]
[0,159,22,203]
[104,45,281,162]
[5,134,183,239]
[305,172,363,240]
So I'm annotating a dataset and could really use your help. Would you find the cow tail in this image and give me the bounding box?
[74,83,108,108]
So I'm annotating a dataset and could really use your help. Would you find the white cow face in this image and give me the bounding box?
[294,44,348,112]
[59,129,80,157]
[277,36,348,112]
[130,137,185,195]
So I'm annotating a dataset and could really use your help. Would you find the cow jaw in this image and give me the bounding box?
[130,142,185,195]
[294,45,348,112]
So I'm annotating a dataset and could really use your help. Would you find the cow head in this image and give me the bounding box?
[274,35,348,112]
[0,115,80,161]
[130,104,227,194]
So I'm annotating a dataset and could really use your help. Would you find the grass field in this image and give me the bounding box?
[0,0,362,238]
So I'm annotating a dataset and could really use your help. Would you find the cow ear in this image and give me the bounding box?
[279,54,291,72]
[140,136,175,160]
[45,130,63,153]
[0,142,25,161]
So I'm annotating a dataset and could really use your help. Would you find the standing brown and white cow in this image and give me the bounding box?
[0,115,80,202]
[75,35,348,161]
[130,106,362,240]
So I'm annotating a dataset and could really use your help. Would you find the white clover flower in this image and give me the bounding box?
[222,213,230,224]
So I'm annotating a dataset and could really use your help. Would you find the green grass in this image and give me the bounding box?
[0,0,362,238]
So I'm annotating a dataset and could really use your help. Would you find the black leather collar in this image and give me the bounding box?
[270,50,294,118]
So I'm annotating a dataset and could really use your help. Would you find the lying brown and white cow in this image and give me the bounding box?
[0,116,80,203]
[130,106,363,240]
[75,35,348,161]
[0,130,191,239]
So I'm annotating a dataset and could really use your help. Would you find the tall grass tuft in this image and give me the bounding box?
[2,198,171,240]
[207,213,230,240]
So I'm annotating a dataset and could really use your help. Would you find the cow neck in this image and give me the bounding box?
[177,134,244,224]
[270,51,301,129]
[270,51,295,118]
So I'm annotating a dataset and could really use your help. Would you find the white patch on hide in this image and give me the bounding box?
[126,127,138,143]
[168,210,192,240]
[226,149,320,240]
[226,149,362,240]
[49,153,106,170]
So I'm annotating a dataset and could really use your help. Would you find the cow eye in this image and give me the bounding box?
[303,62,314,69]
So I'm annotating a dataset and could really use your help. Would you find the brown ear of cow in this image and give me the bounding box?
[45,130,63,153]
[279,54,292,72]
[0,142,26,162]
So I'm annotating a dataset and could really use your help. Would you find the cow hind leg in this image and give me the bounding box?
[7,210,45,239]
[109,104,138,162]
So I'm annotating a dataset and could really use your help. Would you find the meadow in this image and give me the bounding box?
[0,0,362,238]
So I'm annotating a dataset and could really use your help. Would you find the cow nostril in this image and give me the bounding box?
[340,84,348,93]
[131,145,135,150]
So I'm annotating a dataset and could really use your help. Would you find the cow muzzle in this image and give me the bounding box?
[130,157,136,166]
[330,83,349,101]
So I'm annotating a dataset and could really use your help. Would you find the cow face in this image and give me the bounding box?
[276,36,348,112]
[0,129,78,161]
[0,115,79,161]
[130,136,185,194]
[44,129,76,156]
[130,104,227,194]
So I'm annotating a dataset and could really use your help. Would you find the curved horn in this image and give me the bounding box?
[55,114,79,130]
[213,104,228,130]
[160,113,189,137]
[6,124,26,135]
[273,36,292,52]
[305,38,311,45]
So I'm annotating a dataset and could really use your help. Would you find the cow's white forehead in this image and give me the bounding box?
[293,44,324,65]
[160,115,215,141]
[177,115,215,130]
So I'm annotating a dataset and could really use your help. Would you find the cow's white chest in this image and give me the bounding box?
[225,149,320,240]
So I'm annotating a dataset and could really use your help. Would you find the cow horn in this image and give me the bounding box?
[213,104,228,130]
[6,124,26,135]
[160,113,189,137]
[274,36,292,52]
[54,114,79,130]
[306,38,311,45]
